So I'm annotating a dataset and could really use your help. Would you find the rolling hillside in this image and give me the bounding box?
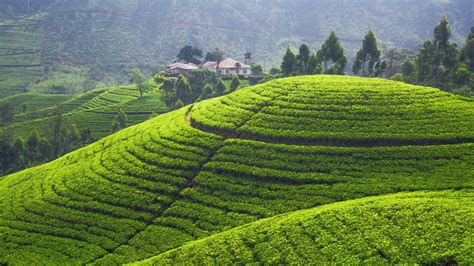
[135,190,474,265]
[0,83,169,140]
[0,76,473,264]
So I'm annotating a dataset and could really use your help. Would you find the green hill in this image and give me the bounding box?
[0,83,169,140]
[134,190,474,265]
[0,76,472,265]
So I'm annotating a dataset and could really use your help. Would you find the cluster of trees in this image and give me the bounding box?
[156,71,241,109]
[400,18,474,93]
[280,31,348,77]
[0,105,94,176]
[278,18,473,94]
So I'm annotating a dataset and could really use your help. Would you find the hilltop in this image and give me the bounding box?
[0,76,473,264]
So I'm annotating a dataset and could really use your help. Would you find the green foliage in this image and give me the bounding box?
[205,48,225,62]
[215,79,228,97]
[112,108,128,132]
[131,69,149,98]
[175,75,193,105]
[316,32,347,75]
[177,45,203,64]
[353,30,386,77]
[281,46,297,76]
[229,76,240,92]
[250,64,263,76]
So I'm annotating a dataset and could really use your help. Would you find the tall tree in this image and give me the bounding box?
[296,44,311,74]
[177,45,203,64]
[131,68,148,97]
[316,31,347,75]
[176,75,193,104]
[112,108,127,132]
[281,46,297,76]
[353,30,385,77]
[229,76,240,92]
[198,84,214,101]
[461,27,474,71]
[205,48,225,62]
[415,17,458,88]
[215,79,228,96]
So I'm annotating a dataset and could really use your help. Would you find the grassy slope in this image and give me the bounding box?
[0,15,46,97]
[0,76,472,265]
[0,83,169,140]
[134,190,474,265]
[0,93,73,114]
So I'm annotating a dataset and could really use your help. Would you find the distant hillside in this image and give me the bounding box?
[0,76,472,264]
[0,83,169,140]
[0,0,473,95]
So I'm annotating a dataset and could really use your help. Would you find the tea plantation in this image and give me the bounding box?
[0,76,472,265]
[0,84,169,140]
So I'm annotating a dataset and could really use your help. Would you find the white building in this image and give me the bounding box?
[202,58,252,78]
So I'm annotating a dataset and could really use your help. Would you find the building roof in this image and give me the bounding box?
[202,58,251,70]
[166,62,199,70]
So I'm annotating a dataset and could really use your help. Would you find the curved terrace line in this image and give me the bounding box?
[187,114,474,148]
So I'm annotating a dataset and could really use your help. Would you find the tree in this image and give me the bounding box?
[382,47,406,78]
[0,104,15,124]
[215,79,228,96]
[176,75,193,104]
[461,27,474,71]
[112,108,127,132]
[296,44,311,74]
[175,99,184,109]
[251,64,263,76]
[402,59,416,83]
[415,17,459,88]
[229,76,240,92]
[205,48,225,62]
[281,46,297,76]
[198,84,214,101]
[131,68,148,97]
[353,30,385,77]
[177,45,203,64]
[306,54,322,74]
[316,31,347,75]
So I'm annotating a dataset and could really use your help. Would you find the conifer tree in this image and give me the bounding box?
[296,44,310,74]
[281,46,297,76]
[316,31,347,75]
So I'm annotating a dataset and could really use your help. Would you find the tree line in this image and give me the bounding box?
[156,71,242,110]
[277,17,473,95]
[0,105,94,176]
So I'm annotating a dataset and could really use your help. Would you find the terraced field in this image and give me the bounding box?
[0,17,44,97]
[0,84,168,140]
[0,76,472,265]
